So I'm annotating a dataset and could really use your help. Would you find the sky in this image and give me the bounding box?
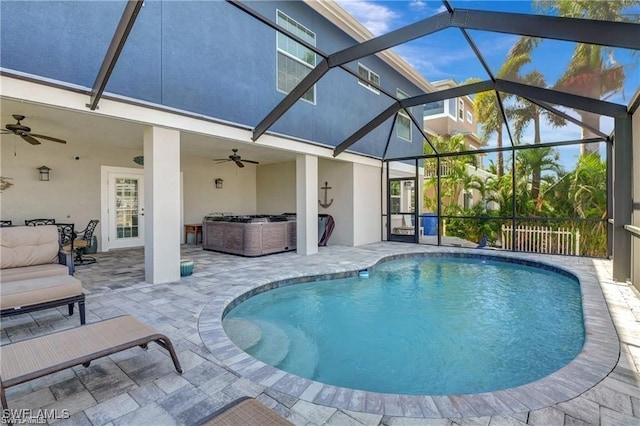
[334,0,640,169]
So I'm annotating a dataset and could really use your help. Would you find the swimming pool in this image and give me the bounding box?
[223,254,585,395]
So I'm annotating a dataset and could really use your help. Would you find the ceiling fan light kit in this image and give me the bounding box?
[214,148,259,168]
[2,114,67,145]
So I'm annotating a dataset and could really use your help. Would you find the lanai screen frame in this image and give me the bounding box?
[237,0,636,282]
[2,0,635,281]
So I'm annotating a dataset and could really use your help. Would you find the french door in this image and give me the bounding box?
[103,168,145,250]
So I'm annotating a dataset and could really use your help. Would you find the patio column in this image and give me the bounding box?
[144,126,181,284]
[296,154,318,255]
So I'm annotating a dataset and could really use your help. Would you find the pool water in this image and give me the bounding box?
[223,256,585,395]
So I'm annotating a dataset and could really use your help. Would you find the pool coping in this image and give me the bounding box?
[197,247,619,418]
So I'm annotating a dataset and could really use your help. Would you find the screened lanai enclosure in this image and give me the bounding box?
[242,0,638,284]
[1,0,638,288]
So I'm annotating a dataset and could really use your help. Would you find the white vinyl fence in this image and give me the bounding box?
[501,224,580,256]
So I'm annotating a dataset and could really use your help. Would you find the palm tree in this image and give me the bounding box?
[422,134,480,215]
[534,0,639,155]
[474,91,504,177]
[568,152,607,218]
[474,37,548,178]
[515,147,563,215]
[508,69,565,202]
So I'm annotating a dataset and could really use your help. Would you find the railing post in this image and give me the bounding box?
[575,229,580,256]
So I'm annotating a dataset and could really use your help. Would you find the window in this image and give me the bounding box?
[424,100,444,117]
[458,99,464,120]
[396,89,411,141]
[448,98,457,118]
[276,10,316,103]
[357,63,380,94]
[466,110,473,123]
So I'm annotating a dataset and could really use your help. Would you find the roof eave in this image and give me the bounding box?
[304,0,436,94]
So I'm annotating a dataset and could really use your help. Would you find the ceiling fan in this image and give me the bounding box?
[1,114,67,145]
[214,148,259,168]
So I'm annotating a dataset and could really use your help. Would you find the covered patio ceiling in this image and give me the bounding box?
[0,97,298,165]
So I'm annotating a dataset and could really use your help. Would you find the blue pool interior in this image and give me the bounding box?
[223,256,585,395]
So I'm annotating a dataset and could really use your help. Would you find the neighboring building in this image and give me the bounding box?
[423,79,483,152]
[421,79,492,212]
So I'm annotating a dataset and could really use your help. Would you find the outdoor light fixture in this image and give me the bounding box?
[133,156,144,165]
[37,165,51,181]
[215,178,223,189]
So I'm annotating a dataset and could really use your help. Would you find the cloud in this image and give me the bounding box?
[409,0,427,11]
[335,0,399,35]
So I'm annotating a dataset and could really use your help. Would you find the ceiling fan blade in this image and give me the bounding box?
[242,159,259,165]
[0,130,11,134]
[235,160,245,168]
[30,133,67,144]
[21,134,41,145]
[214,159,230,164]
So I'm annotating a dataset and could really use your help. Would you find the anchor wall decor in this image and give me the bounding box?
[319,181,333,208]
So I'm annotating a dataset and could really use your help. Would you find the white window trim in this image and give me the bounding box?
[458,99,464,121]
[357,63,380,94]
[276,9,316,105]
[466,110,473,123]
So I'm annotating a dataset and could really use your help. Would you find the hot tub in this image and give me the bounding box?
[202,215,296,256]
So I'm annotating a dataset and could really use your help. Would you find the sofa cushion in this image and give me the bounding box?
[0,275,83,310]
[1,225,59,269]
[0,264,69,283]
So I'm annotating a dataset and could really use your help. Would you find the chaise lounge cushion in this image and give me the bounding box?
[1,225,59,269]
[0,275,83,310]
[0,264,69,283]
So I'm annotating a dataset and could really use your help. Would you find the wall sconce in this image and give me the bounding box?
[37,165,51,181]
[215,178,223,189]
[133,156,144,165]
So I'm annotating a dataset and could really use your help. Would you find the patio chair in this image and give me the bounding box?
[74,219,99,265]
[197,396,293,426]
[56,223,76,274]
[0,220,11,227]
[24,218,55,226]
[0,315,183,411]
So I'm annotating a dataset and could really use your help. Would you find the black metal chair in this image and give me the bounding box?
[56,223,76,274]
[74,220,99,265]
[25,218,56,226]
[0,220,12,227]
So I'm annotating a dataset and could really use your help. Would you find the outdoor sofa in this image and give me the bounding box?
[0,225,85,324]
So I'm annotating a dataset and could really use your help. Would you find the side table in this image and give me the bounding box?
[184,223,203,245]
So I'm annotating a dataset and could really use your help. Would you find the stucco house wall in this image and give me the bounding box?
[256,161,297,215]
[0,0,425,160]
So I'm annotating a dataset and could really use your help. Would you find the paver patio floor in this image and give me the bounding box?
[1,242,638,425]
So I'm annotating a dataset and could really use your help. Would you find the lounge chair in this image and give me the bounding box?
[0,315,182,411]
[197,396,293,426]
